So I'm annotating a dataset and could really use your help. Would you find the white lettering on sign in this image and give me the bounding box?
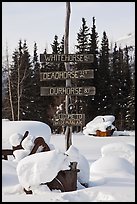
[40,87,96,96]
[53,114,85,126]
[40,69,94,80]
[40,54,94,63]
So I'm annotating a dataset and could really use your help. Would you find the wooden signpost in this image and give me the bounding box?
[40,86,96,96]
[39,2,95,150]
[53,114,85,126]
[40,69,94,81]
[40,53,94,63]
[39,54,95,127]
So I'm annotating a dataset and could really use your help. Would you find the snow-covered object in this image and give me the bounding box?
[2,120,51,149]
[87,115,115,126]
[13,149,31,162]
[65,145,90,184]
[9,131,55,162]
[101,142,135,168]
[9,133,24,147]
[83,115,116,135]
[16,150,67,190]
[16,144,90,191]
[90,155,134,175]
[2,131,135,201]
[21,134,35,151]
[9,133,46,162]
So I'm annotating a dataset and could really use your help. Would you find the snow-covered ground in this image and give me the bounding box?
[2,120,135,202]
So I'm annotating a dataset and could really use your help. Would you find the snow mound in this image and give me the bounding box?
[90,155,134,175]
[101,142,135,167]
[65,145,90,184]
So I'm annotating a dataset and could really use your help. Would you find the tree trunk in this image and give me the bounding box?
[17,59,20,120]
[6,45,15,121]
[64,2,72,150]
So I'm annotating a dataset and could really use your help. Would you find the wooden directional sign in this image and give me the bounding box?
[40,69,94,81]
[40,53,94,63]
[53,114,85,126]
[40,86,96,96]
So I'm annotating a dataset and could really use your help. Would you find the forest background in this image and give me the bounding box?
[2,17,135,133]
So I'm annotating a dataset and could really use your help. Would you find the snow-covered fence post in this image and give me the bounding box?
[64,2,72,150]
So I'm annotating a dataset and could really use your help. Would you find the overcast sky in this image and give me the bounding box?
[2,2,135,58]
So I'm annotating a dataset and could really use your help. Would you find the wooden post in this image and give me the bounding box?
[64,2,72,150]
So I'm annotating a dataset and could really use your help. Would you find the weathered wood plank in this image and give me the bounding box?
[40,86,96,96]
[40,53,94,63]
[40,69,94,80]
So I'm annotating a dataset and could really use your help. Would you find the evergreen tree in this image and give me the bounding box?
[19,40,33,120]
[111,44,123,129]
[50,34,65,86]
[3,40,33,120]
[98,31,112,115]
[75,17,90,86]
[51,35,60,54]
[110,44,131,130]
[124,46,135,129]
[75,17,90,53]
[75,18,90,130]
[126,72,135,130]
[59,35,64,54]
[8,49,19,120]
[118,46,131,129]
[30,42,42,121]
[86,16,99,122]
[110,43,119,115]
